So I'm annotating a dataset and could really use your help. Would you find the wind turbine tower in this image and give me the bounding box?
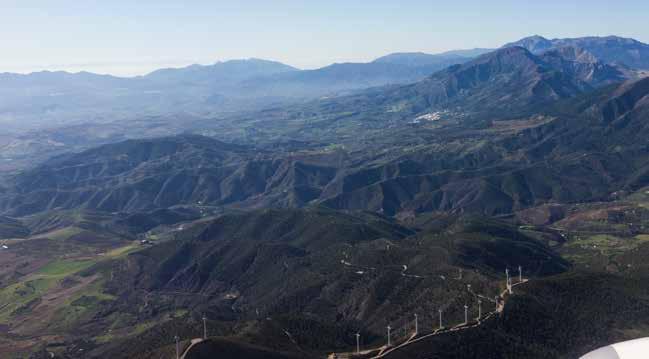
[202,315,208,340]
[414,314,419,335]
[174,335,180,359]
[387,325,392,347]
[355,333,361,354]
[505,268,513,294]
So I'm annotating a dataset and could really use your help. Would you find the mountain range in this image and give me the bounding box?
[0,51,483,130]
[2,35,649,359]
[364,45,636,115]
[2,35,647,131]
[1,61,647,219]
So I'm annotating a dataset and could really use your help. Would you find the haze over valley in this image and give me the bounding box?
[1,5,649,358]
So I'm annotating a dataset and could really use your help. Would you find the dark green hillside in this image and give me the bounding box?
[185,338,304,359]
[0,135,345,216]
[317,77,649,216]
[102,208,415,301]
[0,216,29,238]
[114,207,203,233]
[383,272,649,359]
[443,217,570,275]
[73,211,566,358]
[19,207,203,238]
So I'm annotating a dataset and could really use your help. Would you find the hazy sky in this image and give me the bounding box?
[1,0,648,76]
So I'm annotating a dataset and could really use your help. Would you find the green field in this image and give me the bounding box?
[0,242,140,323]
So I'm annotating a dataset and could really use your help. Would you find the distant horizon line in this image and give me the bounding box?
[1,33,646,78]
[0,47,492,78]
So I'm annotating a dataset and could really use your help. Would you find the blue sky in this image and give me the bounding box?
[1,0,648,76]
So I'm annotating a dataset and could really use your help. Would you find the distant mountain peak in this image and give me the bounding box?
[369,43,636,115]
[213,58,297,68]
[372,51,467,67]
[143,58,298,84]
[503,35,649,70]
[517,34,551,43]
[465,46,541,69]
[485,45,535,57]
[502,35,554,53]
[373,49,493,68]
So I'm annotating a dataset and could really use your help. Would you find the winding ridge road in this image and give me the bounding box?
[368,279,529,359]
[328,274,529,359]
[179,255,529,359]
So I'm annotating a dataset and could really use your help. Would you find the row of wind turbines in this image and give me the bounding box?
[346,265,524,357]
